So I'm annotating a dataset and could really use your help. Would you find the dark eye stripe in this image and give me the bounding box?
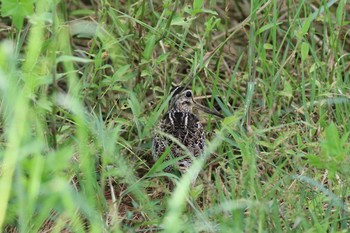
[170,86,185,96]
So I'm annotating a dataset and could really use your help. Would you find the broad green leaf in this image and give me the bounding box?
[300,15,312,36]
[263,43,273,50]
[156,53,170,64]
[301,42,309,61]
[143,34,156,60]
[171,15,190,26]
[1,0,34,30]
[307,122,350,179]
[69,20,98,38]
[296,14,313,39]
[193,0,204,10]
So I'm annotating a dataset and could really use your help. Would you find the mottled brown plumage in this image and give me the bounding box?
[152,86,222,171]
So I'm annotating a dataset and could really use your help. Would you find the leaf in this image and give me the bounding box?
[56,55,93,64]
[1,0,34,30]
[336,0,346,26]
[69,20,98,38]
[204,16,220,33]
[263,43,273,50]
[170,15,190,26]
[301,42,309,61]
[300,15,312,36]
[278,80,293,98]
[143,34,156,60]
[306,155,324,167]
[296,14,313,39]
[222,110,243,127]
[193,0,204,10]
[200,8,218,15]
[128,92,141,117]
[156,53,170,64]
[257,22,282,35]
[307,122,350,179]
[113,64,131,80]
[323,122,341,157]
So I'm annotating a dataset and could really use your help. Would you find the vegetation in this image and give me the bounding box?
[0,0,349,232]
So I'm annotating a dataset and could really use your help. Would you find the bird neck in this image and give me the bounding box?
[168,107,193,114]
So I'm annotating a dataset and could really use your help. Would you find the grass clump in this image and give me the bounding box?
[0,0,349,232]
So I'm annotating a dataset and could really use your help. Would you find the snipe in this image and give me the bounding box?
[152,86,223,171]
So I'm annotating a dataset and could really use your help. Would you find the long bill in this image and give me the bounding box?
[193,101,224,119]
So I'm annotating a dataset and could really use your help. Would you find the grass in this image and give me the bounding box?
[0,0,349,232]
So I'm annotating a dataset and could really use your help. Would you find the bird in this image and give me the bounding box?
[152,86,223,171]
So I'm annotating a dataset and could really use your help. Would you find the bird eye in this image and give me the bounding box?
[185,91,192,98]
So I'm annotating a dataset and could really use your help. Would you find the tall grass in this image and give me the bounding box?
[0,0,349,232]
